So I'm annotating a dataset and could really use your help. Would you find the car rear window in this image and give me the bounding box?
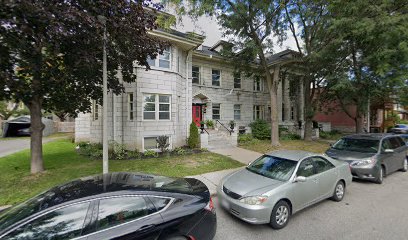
[332,138,379,153]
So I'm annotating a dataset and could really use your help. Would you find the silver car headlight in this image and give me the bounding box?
[239,196,268,205]
[351,158,376,167]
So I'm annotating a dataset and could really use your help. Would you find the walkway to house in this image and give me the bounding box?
[189,146,262,196]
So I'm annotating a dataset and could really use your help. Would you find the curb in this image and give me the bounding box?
[0,205,11,212]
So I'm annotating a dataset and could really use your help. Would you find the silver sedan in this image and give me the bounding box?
[217,150,352,229]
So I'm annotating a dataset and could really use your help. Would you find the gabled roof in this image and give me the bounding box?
[210,40,233,51]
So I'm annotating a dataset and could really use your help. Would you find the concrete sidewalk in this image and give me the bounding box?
[189,146,262,196]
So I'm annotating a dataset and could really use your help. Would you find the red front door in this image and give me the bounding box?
[192,105,202,127]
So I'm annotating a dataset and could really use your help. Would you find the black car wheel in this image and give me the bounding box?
[270,200,291,229]
[375,166,385,184]
[331,181,345,202]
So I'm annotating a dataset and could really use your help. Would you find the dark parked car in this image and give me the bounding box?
[388,124,408,134]
[326,134,407,184]
[16,127,30,136]
[0,172,216,240]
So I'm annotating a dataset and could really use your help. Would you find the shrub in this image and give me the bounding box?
[127,149,141,159]
[144,149,158,158]
[77,142,103,159]
[188,122,199,148]
[90,149,103,159]
[156,135,170,152]
[108,141,127,160]
[173,147,187,155]
[205,119,214,128]
[280,133,301,140]
[238,133,254,144]
[249,119,271,140]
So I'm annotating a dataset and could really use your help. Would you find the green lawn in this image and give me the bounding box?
[239,139,331,154]
[0,139,243,206]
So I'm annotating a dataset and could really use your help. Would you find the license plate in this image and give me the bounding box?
[221,198,230,210]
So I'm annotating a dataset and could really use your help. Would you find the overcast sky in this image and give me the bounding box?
[174,14,300,53]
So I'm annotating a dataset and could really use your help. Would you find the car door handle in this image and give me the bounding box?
[137,224,155,232]
[312,178,318,183]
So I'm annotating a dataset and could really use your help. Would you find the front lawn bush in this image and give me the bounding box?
[188,122,199,148]
[249,119,271,140]
[238,133,254,144]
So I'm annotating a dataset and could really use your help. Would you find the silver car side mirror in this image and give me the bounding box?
[294,176,307,183]
[247,161,252,167]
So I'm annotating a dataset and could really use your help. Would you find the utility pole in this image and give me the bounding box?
[98,15,109,174]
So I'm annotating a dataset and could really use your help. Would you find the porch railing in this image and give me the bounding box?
[216,120,232,135]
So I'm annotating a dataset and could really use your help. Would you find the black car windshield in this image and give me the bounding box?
[246,155,297,181]
[332,138,379,153]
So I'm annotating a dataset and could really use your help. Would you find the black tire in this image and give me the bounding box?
[270,200,291,229]
[375,166,385,184]
[400,158,407,172]
[331,181,345,202]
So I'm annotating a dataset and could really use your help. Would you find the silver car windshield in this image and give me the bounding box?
[246,155,297,182]
[332,138,379,153]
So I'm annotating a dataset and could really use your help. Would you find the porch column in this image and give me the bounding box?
[298,76,305,138]
[298,76,305,122]
[283,76,291,122]
[277,78,283,122]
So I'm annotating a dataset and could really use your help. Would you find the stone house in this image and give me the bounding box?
[75,29,305,151]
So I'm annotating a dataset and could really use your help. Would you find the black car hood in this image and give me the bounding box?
[326,148,376,162]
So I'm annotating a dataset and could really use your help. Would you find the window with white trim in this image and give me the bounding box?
[128,93,135,121]
[143,136,170,150]
[212,103,221,120]
[234,104,241,120]
[146,46,171,69]
[192,65,200,84]
[144,137,158,150]
[143,94,171,120]
[234,72,241,89]
[253,105,265,120]
[212,69,221,86]
[92,100,99,121]
[254,76,264,92]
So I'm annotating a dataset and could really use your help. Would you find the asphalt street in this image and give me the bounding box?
[213,169,408,240]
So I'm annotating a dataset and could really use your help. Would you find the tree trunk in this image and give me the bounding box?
[268,66,280,146]
[303,78,313,141]
[355,114,365,133]
[28,96,44,174]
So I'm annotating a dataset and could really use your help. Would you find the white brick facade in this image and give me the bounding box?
[75,31,304,150]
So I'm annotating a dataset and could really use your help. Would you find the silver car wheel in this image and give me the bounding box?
[335,184,344,199]
[404,160,407,171]
[379,168,383,181]
[276,206,289,225]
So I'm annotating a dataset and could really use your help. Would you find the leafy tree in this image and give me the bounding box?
[0,101,29,120]
[323,0,408,133]
[0,0,167,173]
[165,0,289,146]
[282,0,344,140]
